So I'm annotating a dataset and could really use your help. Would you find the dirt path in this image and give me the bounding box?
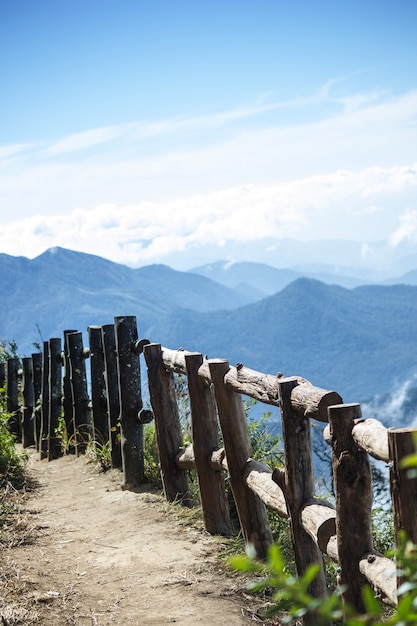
[0,450,270,625]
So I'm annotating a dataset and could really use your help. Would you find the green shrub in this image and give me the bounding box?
[231,535,417,625]
[0,385,26,488]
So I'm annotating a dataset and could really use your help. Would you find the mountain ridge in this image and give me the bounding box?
[2,247,417,405]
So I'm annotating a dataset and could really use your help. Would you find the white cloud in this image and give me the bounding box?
[44,126,121,156]
[1,84,416,268]
[0,143,33,160]
[0,163,416,267]
[390,209,417,246]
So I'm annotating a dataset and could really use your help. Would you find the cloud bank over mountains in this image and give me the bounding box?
[1,163,416,270]
[1,86,416,269]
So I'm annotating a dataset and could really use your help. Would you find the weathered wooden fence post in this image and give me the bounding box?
[144,343,191,504]
[48,338,62,460]
[66,331,91,454]
[40,342,50,458]
[328,403,374,614]
[185,352,232,536]
[114,316,145,489]
[63,330,78,449]
[7,357,20,439]
[388,427,417,545]
[32,352,42,450]
[0,361,5,389]
[21,357,35,448]
[209,358,272,559]
[101,324,122,469]
[274,377,328,619]
[88,326,109,442]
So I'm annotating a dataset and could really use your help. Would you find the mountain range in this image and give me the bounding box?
[2,246,417,411]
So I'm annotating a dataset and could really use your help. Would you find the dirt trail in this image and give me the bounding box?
[1,450,268,625]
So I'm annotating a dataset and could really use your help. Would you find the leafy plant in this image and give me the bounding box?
[85,428,112,471]
[231,538,417,626]
[0,385,26,488]
[54,415,70,454]
[143,422,161,484]
[372,506,395,556]
[0,339,19,361]
[245,398,283,466]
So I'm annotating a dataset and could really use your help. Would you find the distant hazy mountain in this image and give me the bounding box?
[0,247,253,353]
[173,237,417,280]
[384,269,417,286]
[2,247,417,409]
[189,260,368,295]
[156,278,417,402]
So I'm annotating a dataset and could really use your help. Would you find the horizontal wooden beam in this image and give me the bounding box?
[160,347,342,422]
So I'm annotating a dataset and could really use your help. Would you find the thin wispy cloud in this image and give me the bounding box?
[44,126,122,156]
[6,81,411,165]
[0,142,38,167]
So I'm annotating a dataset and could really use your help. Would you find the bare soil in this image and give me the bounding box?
[0,449,276,625]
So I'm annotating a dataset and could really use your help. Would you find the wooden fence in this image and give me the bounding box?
[2,314,417,621]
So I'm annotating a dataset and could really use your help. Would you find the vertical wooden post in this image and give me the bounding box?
[6,357,20,439]
[328,403,373,614]
[32,352,42,450]
[102,324,122,469]
[388,427,417,545]
[114,316,144,489]
[143,343,191,504]
[66,331,91,454]
[48,338,62,460]
[21,357,35,448]
[209,358,272,559]
[40,342,50,459]
[0,362,5,389]
[63,330,78,449]
[88,326,109,442]
[274,377,328,617]
[185,352,231,536]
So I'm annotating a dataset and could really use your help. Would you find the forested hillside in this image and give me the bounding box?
[2,247,417,403]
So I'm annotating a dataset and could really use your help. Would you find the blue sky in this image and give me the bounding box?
[0,0,416,269]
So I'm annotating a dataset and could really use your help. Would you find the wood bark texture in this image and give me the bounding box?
[388,428,417,544]
[101,324,122,469]
[31,352,43,451]
[328,403,374,614]
[159,347,342,421]
[114,316,144,489]
[88,326,109,442]
[185,352,231,536]
[40,342,50,459]
[62,330,78,446]
[276,376,329,622]
[66,332,91,455]
[144,343,192,505]
[48,337,62,460]
[359,552,397,606]
[352,418,389,462]
[22,357,35,448]
[209,358,273,559]
[6,357,20,439]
